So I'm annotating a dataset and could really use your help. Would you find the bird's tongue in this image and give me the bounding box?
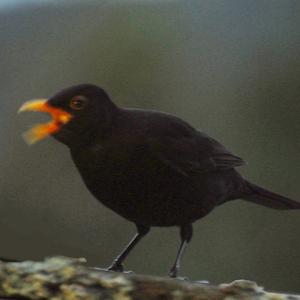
[18,99,72,144]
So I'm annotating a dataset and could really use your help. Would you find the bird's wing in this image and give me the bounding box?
[197,131,245,169]
[147,122,245,177]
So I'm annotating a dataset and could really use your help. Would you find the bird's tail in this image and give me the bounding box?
[243,181,300,210]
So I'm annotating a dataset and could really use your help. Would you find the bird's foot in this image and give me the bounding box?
[107,261,133,274]
[168,266,177,278]
[169,266,187,279]
[107,261,124,272]
[169,266,191,280]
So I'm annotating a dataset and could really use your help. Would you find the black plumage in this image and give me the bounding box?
[21,84,300,277]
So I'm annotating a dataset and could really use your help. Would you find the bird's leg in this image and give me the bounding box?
[107,225,150,272]
[169,224,193,278]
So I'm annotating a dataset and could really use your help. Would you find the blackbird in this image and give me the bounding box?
[19,84,300,277]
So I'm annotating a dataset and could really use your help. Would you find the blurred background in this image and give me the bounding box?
[0,0,300,292]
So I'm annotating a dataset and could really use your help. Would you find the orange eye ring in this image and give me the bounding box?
[70,95,88,110]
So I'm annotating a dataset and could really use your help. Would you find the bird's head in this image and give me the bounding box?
[18,84,118,147]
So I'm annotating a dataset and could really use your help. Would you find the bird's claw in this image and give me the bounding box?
[175,276,189,281]
[194,280,210,285]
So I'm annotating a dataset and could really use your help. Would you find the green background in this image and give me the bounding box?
[0,0,299,292]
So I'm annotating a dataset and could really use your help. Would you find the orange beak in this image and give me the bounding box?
[18,99,72,144]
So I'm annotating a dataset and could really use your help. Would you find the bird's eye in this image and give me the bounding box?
[70,95,88,110]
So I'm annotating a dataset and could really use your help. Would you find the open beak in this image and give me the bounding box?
[18,99,72,144]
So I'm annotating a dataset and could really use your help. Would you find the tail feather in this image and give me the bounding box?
[244,181,300,210]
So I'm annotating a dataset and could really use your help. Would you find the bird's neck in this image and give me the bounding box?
[67,106,121,151]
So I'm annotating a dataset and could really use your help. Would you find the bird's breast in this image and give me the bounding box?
[69,144,220,226]
[70,143,164,200]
